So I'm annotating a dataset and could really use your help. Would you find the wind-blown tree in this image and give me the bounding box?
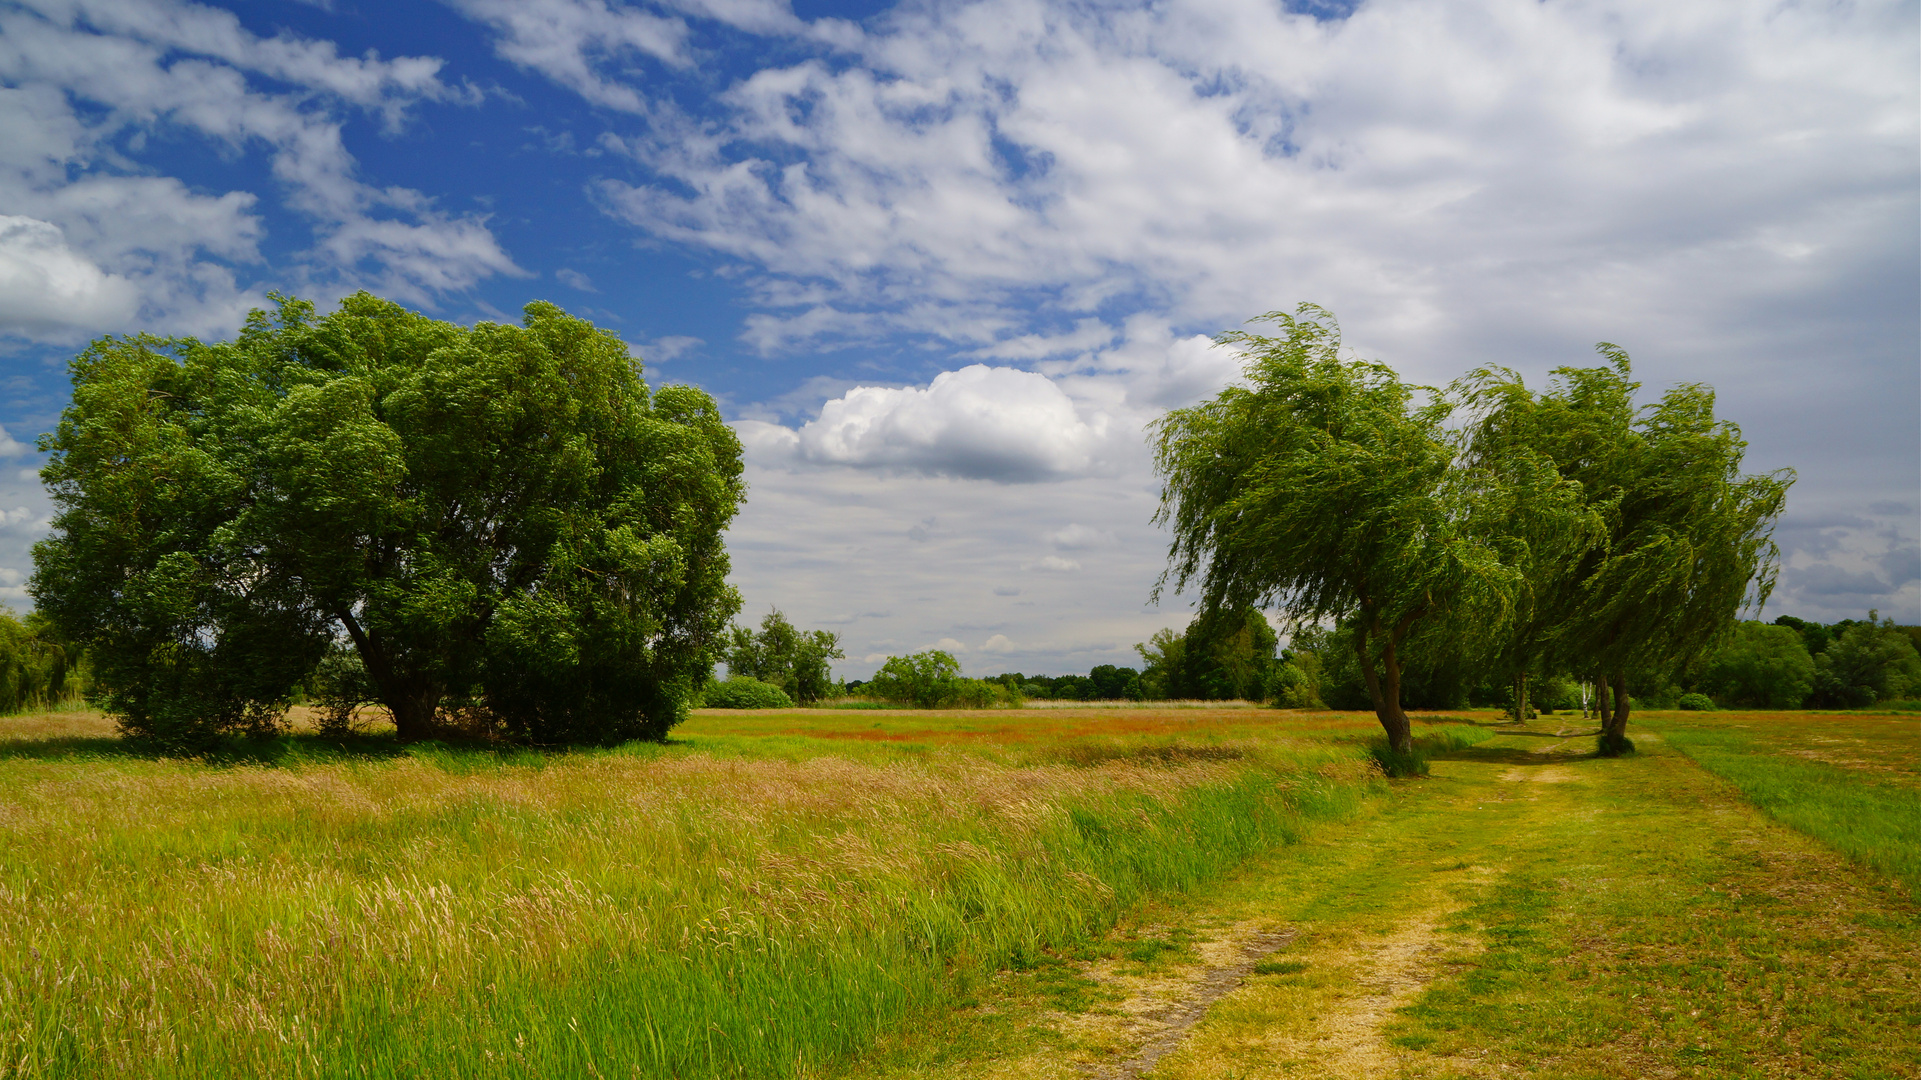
[32,293,745,747]
[1152,305,1522,753]
[1453,367,1615,722]
[1462,349,1790,752]
[724,608,845,703]
[1569,371,1790,752]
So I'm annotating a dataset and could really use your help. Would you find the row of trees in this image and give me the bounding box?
[31,295,746,748]
[1152,305,1793,754]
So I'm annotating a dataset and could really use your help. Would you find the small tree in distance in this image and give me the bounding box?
[724,608,845,703]
[866,651,962,708]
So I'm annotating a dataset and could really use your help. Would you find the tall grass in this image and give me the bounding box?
[0,724,1381,1078]
[1653,720,1920,897]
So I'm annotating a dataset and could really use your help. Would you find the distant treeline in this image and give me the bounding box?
[961,610,1921,712]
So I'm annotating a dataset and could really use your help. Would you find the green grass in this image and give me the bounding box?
[1644,711,1921,897]
[0,706,1393,1079]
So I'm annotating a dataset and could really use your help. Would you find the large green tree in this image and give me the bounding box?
[32,293,744,746]
[1152,305,1523,753]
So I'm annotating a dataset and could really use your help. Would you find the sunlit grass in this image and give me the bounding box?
[1643,710,1921,897]
[0,707,1427,1079]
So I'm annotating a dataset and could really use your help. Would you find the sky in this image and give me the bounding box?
[0,0,1915,680]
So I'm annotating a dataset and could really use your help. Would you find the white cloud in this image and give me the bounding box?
[588,0,1914,383]
[0,425,32,458]
[0,216,141,332]
[1024,556,1082,573]
[744,363,1122,482]
[638,334,703,362]
[556,267,598,292]
[0,0,518,339]
[933,636,967,653]
[448,0,690,112]
[1045,523,1117,550]
[981,633,1015,653]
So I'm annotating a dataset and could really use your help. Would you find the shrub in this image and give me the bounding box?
[700,678,794,709]
[1677,693,1715,711]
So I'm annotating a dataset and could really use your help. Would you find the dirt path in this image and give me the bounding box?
[853,720,1921,1080]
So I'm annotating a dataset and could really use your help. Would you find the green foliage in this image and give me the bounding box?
[308,644,377,736]
[866,650,964,708]
[32,293,744,748]
[1367,738,1429,778]
[0,611,83,714]
[700,677,795,709]
[1699,621,1814,708]
[1134,629,1183,700]
[1451,347,1791,743]
[725,608,845,703]
[947,677,1024,708]
[1811,613,1921,707]
[1086,664,1145,701]
[1772,614,1835,657]
[1264,660,1325,709]
[1676,693,1715,711]
[1152,305,1522,749]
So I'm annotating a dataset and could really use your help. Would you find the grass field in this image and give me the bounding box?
[0,705,1486,1079]
[0,707,1912,1079]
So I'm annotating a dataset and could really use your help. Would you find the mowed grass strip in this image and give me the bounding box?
[1644,711,1921,897]
[0,708,1401,1079]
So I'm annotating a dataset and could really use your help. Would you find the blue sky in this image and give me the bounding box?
[0,0,1916,678]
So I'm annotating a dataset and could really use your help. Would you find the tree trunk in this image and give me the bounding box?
[1354,624,1412,754]
[1593,672,1610,726]
[1605,670,1631,740]
[338,611,444,742]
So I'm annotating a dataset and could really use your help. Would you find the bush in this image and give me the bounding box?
[700,678,794,709]
[1265,661,1325,709]
[947,677,1023,709]
[1676,692,1715,711]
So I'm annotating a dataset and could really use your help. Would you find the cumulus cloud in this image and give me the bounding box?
[0,216,141,332]
[0,0,519,340]
[742,364,1122,482]
[0,425,33,458]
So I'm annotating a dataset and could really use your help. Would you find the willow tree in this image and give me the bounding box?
[33,293,744,747]
[1458,348,1791,753]
[1151,305,1522,754]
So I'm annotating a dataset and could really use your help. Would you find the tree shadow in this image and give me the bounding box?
[1427,735,1604,767]
[0,731,416,767]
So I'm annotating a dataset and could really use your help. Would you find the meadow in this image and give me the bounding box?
[0,706,1912,1079]
[0,706,1459,1078]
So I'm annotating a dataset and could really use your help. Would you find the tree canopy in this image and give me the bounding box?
[32,292,744,747]
[1456,351,1791,750]
[1152,305,1524,751]
[1155,305,1791,755]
